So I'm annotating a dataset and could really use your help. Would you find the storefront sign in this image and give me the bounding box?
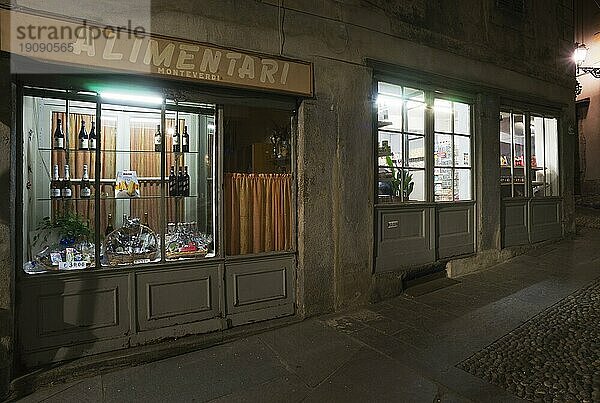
[0,7,313,96]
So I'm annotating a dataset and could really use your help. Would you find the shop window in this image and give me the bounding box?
[433,99,472,201]
[499,111,559,198]
[377,82,426,203]
[376,81,473,204]
[22,89,216,273]
[223,105,293,256]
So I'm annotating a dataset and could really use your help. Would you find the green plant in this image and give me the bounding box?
[385,156,414,199]
[37,211,91,242]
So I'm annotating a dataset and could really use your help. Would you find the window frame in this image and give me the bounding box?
[499,109,560,200]
[374,79,475,205]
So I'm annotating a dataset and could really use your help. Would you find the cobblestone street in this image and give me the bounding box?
[459,278,600,402]
[16,228,600,402]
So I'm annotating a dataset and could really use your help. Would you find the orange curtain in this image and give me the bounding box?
[225,173,292,255]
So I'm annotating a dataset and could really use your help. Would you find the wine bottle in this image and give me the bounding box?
[182,125,189,153]
[51,164,61,199]
[80,164,91,198]
[78,120,89,150]
[143,212,149,227]
[105,213,114,236]
[172,129,180,153]
[53,118,65,150]
[154,124,161,152]
[89,121,97,150]
[183,165,190,197]
[178,167,185,197]
[61,164,72,198]
[169,166,177,196]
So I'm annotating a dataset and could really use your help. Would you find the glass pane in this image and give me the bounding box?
[513,114,525,168]
[377,94,402,131]
[454,102,471,135]
[407,135,425,168]
[378,131,402,167]
[434,99,452,133]
[378,82,403,97]
[100,103,163,267]
[514,184,526,198]
[500,112,512,168]
[224,105,293,255]
[434,168,453,201]
[22,96,99,274]
[404,87,425,102]
[454,169,471,200]
[165,107,216,262]
[454,135,471,167]
[544,118,559,196]
[531,116,545,198]
[434,133,452,167]
[406,101,425,134]
[406,169,425,201]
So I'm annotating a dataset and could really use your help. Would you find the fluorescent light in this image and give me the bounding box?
[100,91,164,105]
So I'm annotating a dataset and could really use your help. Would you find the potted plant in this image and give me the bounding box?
[385,156,414,201]
[36,211,92,246]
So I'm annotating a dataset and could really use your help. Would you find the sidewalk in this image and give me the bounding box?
[16,228,600,403]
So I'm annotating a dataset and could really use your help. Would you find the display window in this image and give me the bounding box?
[21,83,295,274]
[499,111,559,198]
[376,81,473,204]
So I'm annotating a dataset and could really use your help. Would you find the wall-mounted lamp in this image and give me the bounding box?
[574,42,600,96]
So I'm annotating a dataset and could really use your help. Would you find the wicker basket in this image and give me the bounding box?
[103,220,159,266]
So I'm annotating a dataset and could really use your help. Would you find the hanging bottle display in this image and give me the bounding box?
[89,121,97,150]
[172,128,180,152]
[105,213,114,236]
[53,118,65,150]
[169,165,177,196]
[50,164,61,199]
[61,164,72,198]
[182,125,189,152]
[183,166,190,196]
[154,124,162,152]
[78,120,89,150]
[177,167,184,196]
[80,164,91,198]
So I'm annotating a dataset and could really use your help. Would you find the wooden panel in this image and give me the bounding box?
[136,265,221,331]
[19,274,129,352]
[502,200,529,247]
[530,199,562,243]
[375,206,435,272]
[437,203,475,259]
[225,255,295,318]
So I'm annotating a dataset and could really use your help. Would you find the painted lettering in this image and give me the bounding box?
[238,55,255,79]
[226,52,242,76]
[177,44,199,70]
[260,59,278,83]
[143,40,175,67]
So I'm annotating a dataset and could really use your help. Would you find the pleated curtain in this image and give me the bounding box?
[225,173,292,255]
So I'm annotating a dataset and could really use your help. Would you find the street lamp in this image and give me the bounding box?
[573,42,600,96]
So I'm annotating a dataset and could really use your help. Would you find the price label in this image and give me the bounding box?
[58,261,87,270]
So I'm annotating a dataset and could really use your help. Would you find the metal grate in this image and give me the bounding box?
[496,0,525,14]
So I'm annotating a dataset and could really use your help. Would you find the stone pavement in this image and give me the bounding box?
[15,228,600,403]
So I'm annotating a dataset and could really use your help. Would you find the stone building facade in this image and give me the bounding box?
[0,0,576,397]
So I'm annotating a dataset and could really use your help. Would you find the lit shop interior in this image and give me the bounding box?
[376,82,472,204]
[21,87,293,273]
